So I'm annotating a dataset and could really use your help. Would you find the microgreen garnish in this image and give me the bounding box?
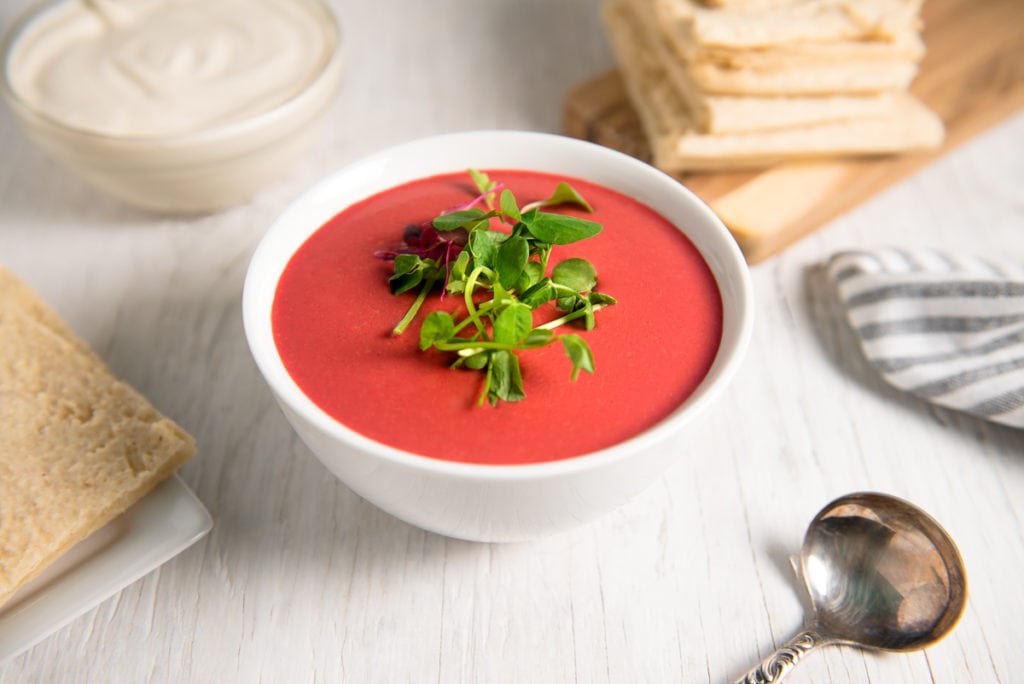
[376,170,616,406]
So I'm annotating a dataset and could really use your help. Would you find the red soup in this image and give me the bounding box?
[272,170,723,465]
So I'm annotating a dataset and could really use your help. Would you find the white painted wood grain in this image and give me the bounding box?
[1,0,1022,681]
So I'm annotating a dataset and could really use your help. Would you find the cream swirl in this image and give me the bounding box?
[8,0,336,137]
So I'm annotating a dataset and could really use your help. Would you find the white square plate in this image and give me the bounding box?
[0,475,212,662]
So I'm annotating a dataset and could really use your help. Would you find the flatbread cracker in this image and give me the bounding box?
[602,0,944,170]
[628,0,908,131]
[653,0,923,48]
[696,0,812,8]
[676,29,925,65]
[685,58,918,95]
[628,0,924,95]
[0,267,196,608]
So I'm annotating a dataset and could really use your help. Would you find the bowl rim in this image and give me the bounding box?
[0,0,343,145]
[242,130,754,481]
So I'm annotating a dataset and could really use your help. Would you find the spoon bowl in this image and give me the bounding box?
[736,492,967,683]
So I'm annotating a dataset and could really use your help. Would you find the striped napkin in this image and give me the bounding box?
[827,247,1024,429]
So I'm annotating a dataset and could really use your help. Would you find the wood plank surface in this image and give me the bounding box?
[564,0,1024,262]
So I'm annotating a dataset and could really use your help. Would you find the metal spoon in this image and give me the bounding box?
[735,492,967,684]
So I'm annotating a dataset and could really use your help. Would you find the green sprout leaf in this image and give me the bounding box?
[519,278,556,309]
[420,311,455,350]
[463,351,488,370]
[388,255,429,295]
[446,250,471,294]
[487,350,526,405]
[500,189,521,223]
[522,211,602,245]
[583,298,596,330]
[514,261,544,293]
[469,229,504,271]
[523,328,554,347]
[561,334,595,381]
[540,182,594,212]
[493,303,533,345]
[433,208,487,232]
[552,257,597,293]
[469,168,496,197]
[496,234,529,289]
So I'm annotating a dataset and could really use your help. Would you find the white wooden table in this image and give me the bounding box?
[2,1,1023,682]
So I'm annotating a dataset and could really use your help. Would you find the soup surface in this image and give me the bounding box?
[273,170,722,465]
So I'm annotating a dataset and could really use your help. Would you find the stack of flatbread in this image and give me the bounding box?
[0,266,196,609]
[601,0,945,170]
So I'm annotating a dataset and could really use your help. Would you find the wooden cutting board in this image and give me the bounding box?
[564,0,1024,263]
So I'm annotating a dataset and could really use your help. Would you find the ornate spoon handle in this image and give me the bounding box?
[733,628,823,684]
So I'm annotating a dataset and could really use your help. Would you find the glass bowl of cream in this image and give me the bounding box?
[1,0,343,214]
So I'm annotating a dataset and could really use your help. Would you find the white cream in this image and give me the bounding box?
[2,0,341,212]
[8,0,335,137]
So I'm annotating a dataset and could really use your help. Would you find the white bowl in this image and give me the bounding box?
[0,0,343,214]
[243,130,753,542]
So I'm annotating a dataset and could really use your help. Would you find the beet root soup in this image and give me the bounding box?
[272,169,723,465]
